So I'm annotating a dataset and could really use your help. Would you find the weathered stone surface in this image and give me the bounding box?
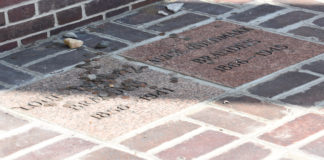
[1,57,223,141]
[122,21,324,87]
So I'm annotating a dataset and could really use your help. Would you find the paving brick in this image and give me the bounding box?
[248,72,319,98]
[0,0,29,9]
[0,12,5,26]
[116,4,173,25]
[229,4,284,22]
[313,17,324,27]
[156,130,237,160]
[289,26,324,42]
[85,0,134,16]
[213,0,252,3]
[1,42,67,66]
[76,32,128,52]
[0,41,18,53]
[8,4,35,23]
[275,0,324,12]
[281,82,324,107]
[210,142,271,160]
[0,111,26,131]
[132,0,161,9]
[216,95,286,120]
[0,128,59,158]
[302,60,324,74]
[38,0,86,13]
[50,15,103,36]
[106,7,129,19]
[56,6,82,25]
[90,22,156,42]
[183,2,232,15]
[301,135,324,158]
[79,147,144,160]
[15,138,96,160]
[27,49,96,74]
[0,15,54,43]
[0,63,33,85]
[21,32,48,45]
[147,13,209,32]
[260,113,324,146]
[259,11,315,29]
[190,108,265,134]
[122,121,199,152]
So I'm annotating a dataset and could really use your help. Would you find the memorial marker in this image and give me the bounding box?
[122,21,324,87]
[0,58,223,140]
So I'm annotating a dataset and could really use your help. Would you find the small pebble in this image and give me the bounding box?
[95,41,110,49]
[63,32,78,39]
[87,74,97,80]
[64,38,83,49]
[158,10,169,16]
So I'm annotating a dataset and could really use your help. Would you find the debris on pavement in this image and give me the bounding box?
[166,3,184,13]
[64,38,84,49]
[158,10,169,16]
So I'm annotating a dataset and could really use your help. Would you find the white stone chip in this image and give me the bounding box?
[166,3,184,13]
[158,10,169,16]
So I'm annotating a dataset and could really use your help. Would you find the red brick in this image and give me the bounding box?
[85,0,135,16]
[8,4,35,23]
[190,108,265,134]
[301,135,324,157]
[15,138,96,160]
[21,32,48,45]
[0,0,29,9]
[0,128,59,158]
[79,147,144,160]
[132,0,161,9]
[56,6,82,25]
[0,15,54,43]
[216,96,286,120]
[122,121,199,152]
[38,0,86,13]
[0,41,18,53]
[157,130,237,160]
[210,143,271,160]
[50,15,102,35]
[0,111,26,130]
[260,113,324,146]
[0,12,5,26]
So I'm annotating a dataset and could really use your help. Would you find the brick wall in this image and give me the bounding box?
[0,0,160,52]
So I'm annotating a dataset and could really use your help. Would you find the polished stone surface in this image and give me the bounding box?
[122,21,324,87]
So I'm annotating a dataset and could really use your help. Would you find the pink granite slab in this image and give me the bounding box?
[122,21,324,87]
[0,57,223,141]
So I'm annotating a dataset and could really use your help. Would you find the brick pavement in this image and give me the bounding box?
[1,0,324,159]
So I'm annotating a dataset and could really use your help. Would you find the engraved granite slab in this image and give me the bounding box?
[121,21,324,87]
[0,57,223,141]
